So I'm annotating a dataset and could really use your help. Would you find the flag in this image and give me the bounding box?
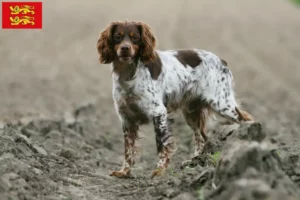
[2,2,42,29]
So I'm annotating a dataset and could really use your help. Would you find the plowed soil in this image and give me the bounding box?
[1,0,300,199]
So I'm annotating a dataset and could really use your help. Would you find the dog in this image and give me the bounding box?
[96,21,253,179]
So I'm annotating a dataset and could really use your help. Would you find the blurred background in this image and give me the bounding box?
[1,0,300,133]
[0,0,299,141]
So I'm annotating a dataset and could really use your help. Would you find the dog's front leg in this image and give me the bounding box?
[110,123,138,178]
[151,112,177,178]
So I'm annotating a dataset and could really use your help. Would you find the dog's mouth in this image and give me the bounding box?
[119,56,132,62]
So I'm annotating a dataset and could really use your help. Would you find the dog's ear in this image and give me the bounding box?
[97,23,117,64]
[137,22,156,64]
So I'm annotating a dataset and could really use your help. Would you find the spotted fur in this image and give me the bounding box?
[97,21,254,178]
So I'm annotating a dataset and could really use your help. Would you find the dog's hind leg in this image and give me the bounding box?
[207,72,254,123]
[182,106,209,156]
[181,100,211,167]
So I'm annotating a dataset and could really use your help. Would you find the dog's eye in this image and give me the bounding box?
[132,35,140,42]
[113,35,122,42]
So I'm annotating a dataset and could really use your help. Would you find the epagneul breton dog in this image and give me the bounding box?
[96,21,254,179]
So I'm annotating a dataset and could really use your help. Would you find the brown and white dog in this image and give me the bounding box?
[96,21,253,179]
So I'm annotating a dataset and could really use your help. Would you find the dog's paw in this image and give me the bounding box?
[110,168,132,178]
[151,168,166,179]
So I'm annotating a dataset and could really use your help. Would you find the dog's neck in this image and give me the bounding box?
[113,59,139,83]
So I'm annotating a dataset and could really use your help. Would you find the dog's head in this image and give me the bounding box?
[97,21,156,64]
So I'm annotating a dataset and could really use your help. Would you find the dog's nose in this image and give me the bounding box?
[121,45,130,51]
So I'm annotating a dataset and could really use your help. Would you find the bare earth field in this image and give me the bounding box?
[1,0,300,199]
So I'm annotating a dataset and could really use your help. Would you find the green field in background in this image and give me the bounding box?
[292,0,300,5]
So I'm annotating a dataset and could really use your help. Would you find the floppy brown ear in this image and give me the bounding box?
[138,22,156,63]
[96,23,117,64]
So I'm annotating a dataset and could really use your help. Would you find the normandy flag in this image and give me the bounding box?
[2,2,42,29]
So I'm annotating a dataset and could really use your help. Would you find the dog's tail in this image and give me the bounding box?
[235,107,254,122]
[210,107,254,125]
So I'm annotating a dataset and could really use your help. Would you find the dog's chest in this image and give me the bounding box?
[117,90,150,125]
